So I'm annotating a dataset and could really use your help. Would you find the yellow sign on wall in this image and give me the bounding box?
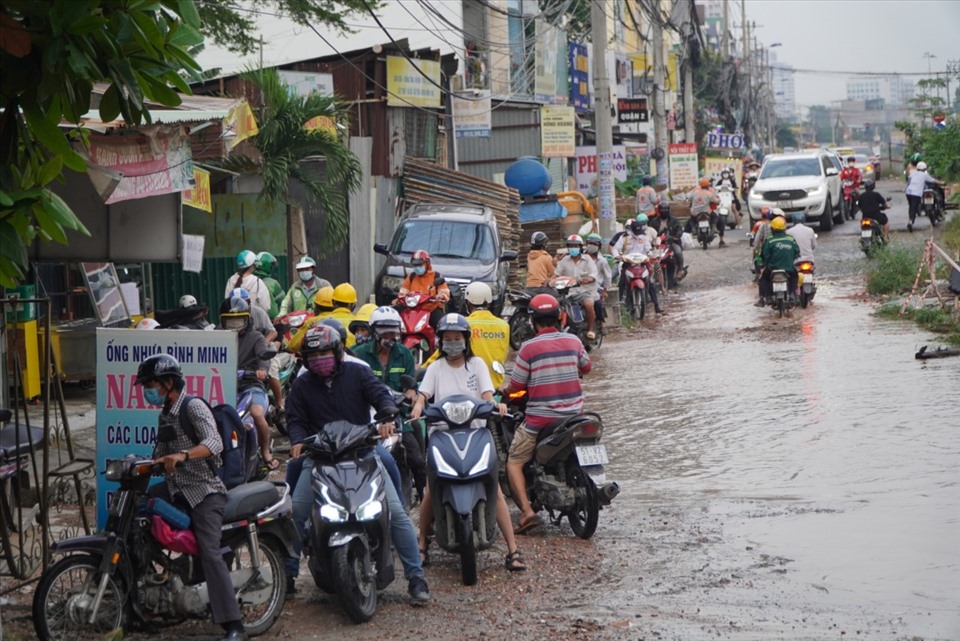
[182,167,212,213]
[630,53,679,92]
[386,56,441,108]
[226,100,259,150]
[540,106,576,158]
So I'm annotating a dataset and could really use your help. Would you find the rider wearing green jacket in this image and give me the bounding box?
[255,252,285,319]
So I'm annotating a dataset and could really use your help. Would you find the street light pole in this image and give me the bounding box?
[591,0,616,240]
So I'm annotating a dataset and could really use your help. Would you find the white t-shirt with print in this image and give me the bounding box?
[420,356,493,429]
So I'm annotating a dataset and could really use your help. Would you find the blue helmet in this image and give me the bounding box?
[793,212,805,224]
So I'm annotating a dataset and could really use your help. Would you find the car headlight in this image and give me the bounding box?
[356,497,382,521]
[807,185,824,197]
[105,459,127,481]
[749,189,762,199]
[467,443,492,477]
[441,399,476,425]
[865,165,872,173]
[431,446,459,477]
[381,275,403,291]
[320,504,348,522]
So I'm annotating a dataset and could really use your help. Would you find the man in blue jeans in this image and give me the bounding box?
[284,325,430,604]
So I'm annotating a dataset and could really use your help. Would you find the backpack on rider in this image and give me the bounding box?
[177,396,257,489]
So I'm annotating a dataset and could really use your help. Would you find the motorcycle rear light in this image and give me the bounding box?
[798,262,813,272]
[574,420,602,439]
[508,390,527,400]
[860,220,870,228]
[923,194,934,204]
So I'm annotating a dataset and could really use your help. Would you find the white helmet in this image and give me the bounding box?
[179,294,198,308]
[295,256,317,271]
[136,318,160,330]
[464,281,493,306]
[917,161,927,171]
[369,306,402,332]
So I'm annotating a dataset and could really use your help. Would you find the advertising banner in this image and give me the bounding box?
[278,70,335,97]
[540,106,576,158]
[452,90,492,138]
[617,98,649,124]
[668,143,699,191]
[569,42,590,110]
[95,329,237,527]
[704,131,746,151]
[386,56,441,108]
[534,22,558,103]
[704,157,743,187]
[303,115,337,136]
[182,167,211,212]
[87,128,195,205]
[575,146,630,196]
[225,100,259,150]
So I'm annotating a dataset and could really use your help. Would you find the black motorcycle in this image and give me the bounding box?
[503,289,534,351]
[494,392,618,540]
[423,395,500,586]
[301,407,399,624]
[33,457,294,641]
[695,211,716,249]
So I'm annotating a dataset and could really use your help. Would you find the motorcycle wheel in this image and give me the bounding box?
[508,312,533,351]
[271,406,288,437]
[230,535,287,635]
[631,287,646,321]
[457,513,478,586]
[333,538,377,623]
[33,554,127,641]
[565,460,599,540]
[777,298,785,318]
[800,290,809,309]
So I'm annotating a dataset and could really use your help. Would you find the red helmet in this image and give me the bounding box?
[411,249,431,267]
[529,293,560,321]
[565,234,583,246]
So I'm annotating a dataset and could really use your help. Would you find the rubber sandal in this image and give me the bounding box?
[505,550,527,572]
[513,514,542,535]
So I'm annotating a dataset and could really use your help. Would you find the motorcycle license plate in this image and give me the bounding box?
[772,281,788,293]
[778,201,793,209]
[801,274,814,284]
[576,444,609,466]
[698,221,709,229]
[861,230,872,238]
[501,303,516,317]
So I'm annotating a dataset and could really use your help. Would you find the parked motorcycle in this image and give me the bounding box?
[922,186,944,226]
[422,395,500,586]
[695,211,716,249]
[396,292,438,365]
[620,253,653,321]
[796,260,817,309]
[859,218,886,256]
[502,289,534,351]
[494,391,619,540]
[769,269,795,318]
[301,407,399,623]
[33,457,293,641]
[553,276,600,350]
[842,179,859,220]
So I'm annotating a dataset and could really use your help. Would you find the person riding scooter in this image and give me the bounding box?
[840,156,863,219]
[658,203,687,288]
[394,250,450,330]
[858,179,891,240]
[278,256,330,317]
[635,175,661,218]
[756,216,800,308]
[584,234,612,334]
[254,251,285,319]
[686,178,724,247]
[715,168,742,228]
[552,235,600,340]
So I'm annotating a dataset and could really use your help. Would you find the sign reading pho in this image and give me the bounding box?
[386,56,441,108]
[95,329,237,527]
[540,106,576,158]
[704,131,745,151]
[668,143,699,191]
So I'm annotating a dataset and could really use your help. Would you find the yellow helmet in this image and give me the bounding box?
[770,216,787,231]
[349,303,377,333]
[312,286,334,310]
[332,282,358,305]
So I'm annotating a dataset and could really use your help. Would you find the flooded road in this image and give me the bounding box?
[589,277,960,640]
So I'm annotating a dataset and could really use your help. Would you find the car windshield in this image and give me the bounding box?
[852,147,873,156]
[760,158,822,179]
[854,154,870,165]
[391,220,496,261]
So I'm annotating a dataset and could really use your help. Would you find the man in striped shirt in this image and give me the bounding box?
[499,293,591,534]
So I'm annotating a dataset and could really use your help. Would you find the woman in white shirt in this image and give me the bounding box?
[410,314,526,572]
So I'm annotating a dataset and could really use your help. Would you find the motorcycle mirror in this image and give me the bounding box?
[492,361,505,375]
[374,406,399,422]
[400,374,417,391]
[501,249,519,261]
[373,243,389,255]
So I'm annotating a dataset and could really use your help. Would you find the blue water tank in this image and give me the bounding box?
[505,158,552,198]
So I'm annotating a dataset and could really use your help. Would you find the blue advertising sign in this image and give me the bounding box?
[569,42,590,111]
[95,328,237,527]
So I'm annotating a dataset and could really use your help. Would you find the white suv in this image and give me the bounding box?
[747,151,842,230]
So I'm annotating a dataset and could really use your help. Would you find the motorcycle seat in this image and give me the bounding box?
[0,423,45,460]
[223,481,280,522]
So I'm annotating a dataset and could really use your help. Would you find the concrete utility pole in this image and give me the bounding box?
[591,0,616,240]
[651,3,669,182]
[683,0,695,143]
[742,1,750,145]
[722,0,729,58]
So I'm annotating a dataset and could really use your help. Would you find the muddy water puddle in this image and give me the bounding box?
[586,278,960,639]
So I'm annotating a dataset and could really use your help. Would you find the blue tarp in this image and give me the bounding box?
[518,201,566,223]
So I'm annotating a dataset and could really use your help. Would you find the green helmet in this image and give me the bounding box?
[635,213,649,224]
[236,249,257,271]
[585,233,603,245]
[255,251,277,277]
[910,152,922,164]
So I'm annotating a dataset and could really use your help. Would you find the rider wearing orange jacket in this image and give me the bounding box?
[394,250,451,329]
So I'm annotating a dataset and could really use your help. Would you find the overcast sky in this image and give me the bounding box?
[198,0,960,110]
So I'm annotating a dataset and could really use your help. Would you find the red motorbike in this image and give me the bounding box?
[842,179,860,220]
[620,252,654,321]
[395,292,438,365]
[275,310,314,344]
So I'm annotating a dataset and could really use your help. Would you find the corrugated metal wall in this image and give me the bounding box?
[457,105,541,182]
[151,256,290,322]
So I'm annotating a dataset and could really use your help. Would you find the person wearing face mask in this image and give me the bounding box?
[552,235,599,340]
[284,325,431,605]
[611,219,654,306]
[135,354,249,641]
[394,250,451,330]
[353,306,425,502]
[225,250,271,313]
[409,314,526,573]
[348,303,378,347]
[584,234,612,334]
[278,256,331,317]
[254,251,284,319]
[219,294,279,472]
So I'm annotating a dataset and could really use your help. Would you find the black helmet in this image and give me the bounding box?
[529,293,560,321]
[847,156,856,163]
[134,354,184,388]
[863,179,875,191]
[658,201,671,216]
[301,324,343,362]
[641,175,652,186]
[320,317,348,344]
[530,231,548,249]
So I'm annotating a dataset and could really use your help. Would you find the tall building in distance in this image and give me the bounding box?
[770,52,797,122]
[845,76,915,107]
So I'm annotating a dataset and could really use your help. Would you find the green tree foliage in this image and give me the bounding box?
[217,67,361,256]
[198,0,383,55]
[776,125,798,150]
[895,118,960,183]
[0,0,204,287]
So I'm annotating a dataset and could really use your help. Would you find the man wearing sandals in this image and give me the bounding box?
[498,294,591,535]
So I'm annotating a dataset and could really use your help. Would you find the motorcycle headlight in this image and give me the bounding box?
[441,399,476,425]
[467,443,492,477]
[105,459,127,481]
[431,445,459,477]
[356,499,383,521]
[320,504,348,522]
[413,315,429,332]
